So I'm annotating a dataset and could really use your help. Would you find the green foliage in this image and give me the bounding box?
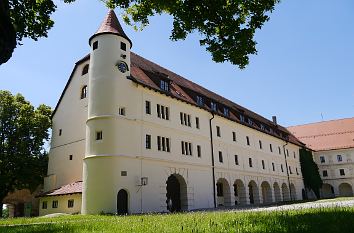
[300,148,323,198]
[0,0,56,65]
[0,90,51,208]
[1,0,280,69]
[1,205,9,218]
[0,207,354,232]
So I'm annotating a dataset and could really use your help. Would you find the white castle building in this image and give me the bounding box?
[38,10,305,216]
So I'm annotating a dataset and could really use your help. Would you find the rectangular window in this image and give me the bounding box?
[234,155,239,165]
[121,42,127,51]
[322,170,328,177]
[293,151,296,158]
[197,145,201,158]
[249,158,253,167]
[93,41,98,50]
[181,141,192,155]
[187,115,191,126]
[262,160,265,169]
[223,107,229,116]
[157,104,169,120]
[162,137,166,151]
[340,169,345,176]
[119,107,125,116]
[232,132,236,142]
[145,101,151,114]
[281,164,284,172]
[278,146,281,155]
[157,136,161,151]
[196,117,200,129]
[272,162,275,171]
[259,140,262,149]
[337,155,342,162]
[286,149,289,157]
[166,138,170,152]
[42,201,47,209]
[145,134,151,149]
[219,151,223,163]
[216,183,223,196]
[289,166,292,174]
[52,200,58,208]
[296,167,299,175]
[96,131,103,141]
[270,144,273,152]
[59,129,62,136]
[216,126,221,137]
[320,156,325,163]
[211,102,217,111]
[68,200,74,208]
[160,80,169,92]
[197,96,204,106]
[180,112,183,125]
[69,155,73,160]
[246,136,250,146]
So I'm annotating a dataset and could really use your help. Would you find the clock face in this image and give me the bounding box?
[117,62,127,73]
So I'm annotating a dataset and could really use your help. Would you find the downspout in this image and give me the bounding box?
[283,141,293,200]
[209,112,216,208]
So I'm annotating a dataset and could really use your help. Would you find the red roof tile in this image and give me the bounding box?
[37,181,82,197]
[288,117,354,151]
[89,10,131,46]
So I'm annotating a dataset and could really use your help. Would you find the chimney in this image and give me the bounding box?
[272,116,277,125]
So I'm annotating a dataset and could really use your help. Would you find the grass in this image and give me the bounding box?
[1,206,354,233]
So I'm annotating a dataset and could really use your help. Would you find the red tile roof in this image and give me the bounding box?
[37,181,82,197]
[89,10,132,46]
[288,117,354,151]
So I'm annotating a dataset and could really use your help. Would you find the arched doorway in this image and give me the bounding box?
[248,180,260,204]
[281,183,290,201]
[166,174,188,212]
[261,181,273,204]
[216,178,231,207]
[321,183,335,198]
[234,179,247,205]
[338,183,353,197]
[290,183,297,200]
[273,182,282,202]
[117,189,128,215]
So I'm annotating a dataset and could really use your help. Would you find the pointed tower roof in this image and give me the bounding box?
[89,9,132,47]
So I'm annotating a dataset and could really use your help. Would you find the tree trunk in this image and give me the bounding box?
[0,203,3,218]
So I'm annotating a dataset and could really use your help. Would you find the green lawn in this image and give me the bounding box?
[1,207,354,233]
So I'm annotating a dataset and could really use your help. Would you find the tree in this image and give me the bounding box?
[0,91,51,217]
[1,0,280,69]
[299,148,323,199]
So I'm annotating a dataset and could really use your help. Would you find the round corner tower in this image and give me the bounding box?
[82,9,132,214]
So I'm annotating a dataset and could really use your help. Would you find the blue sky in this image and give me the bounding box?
[0,0,353,127]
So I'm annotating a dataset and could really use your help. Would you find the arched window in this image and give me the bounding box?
[82,64,89,76]
[81,85,87,99]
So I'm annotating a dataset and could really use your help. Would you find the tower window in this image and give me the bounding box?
[246,136,250,146]
[340,169,345,176]
[272,162,275,171]
[69,155,73,160]
[145,101,151,114]
[119,107,125,116]
[59,129,62,136]
[96,131,103,141]
[218,151,223,163]
[337,155,342,162]
[249,158,253,167]
[281,164,284,172]
[216,126,221,137]
[81,85,88,99]
[270,144,273,152]
[322,170,328,177]
[82,64,89,75]
[320,156,325,163]
[262,160,265,169]
[145,134,151,149]
[93,41,98,50]
[232,132,236,142]
[121,42,127,51]
[259,140,262,149]
[278,146,281,155]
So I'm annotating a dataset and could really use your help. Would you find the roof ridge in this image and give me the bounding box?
[288,116,354,128]
[297,130,354,139]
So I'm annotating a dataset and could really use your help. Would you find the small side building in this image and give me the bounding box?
[288,117,354,198]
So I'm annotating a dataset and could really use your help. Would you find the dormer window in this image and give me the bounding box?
[211,102,217,111]
[160,79,169,92]
[197,96,204,106]
[82,64,89,76]
[248,118,253,125]
[240,114,245,122]
[223,107,229,117]
[260,124,265,130]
